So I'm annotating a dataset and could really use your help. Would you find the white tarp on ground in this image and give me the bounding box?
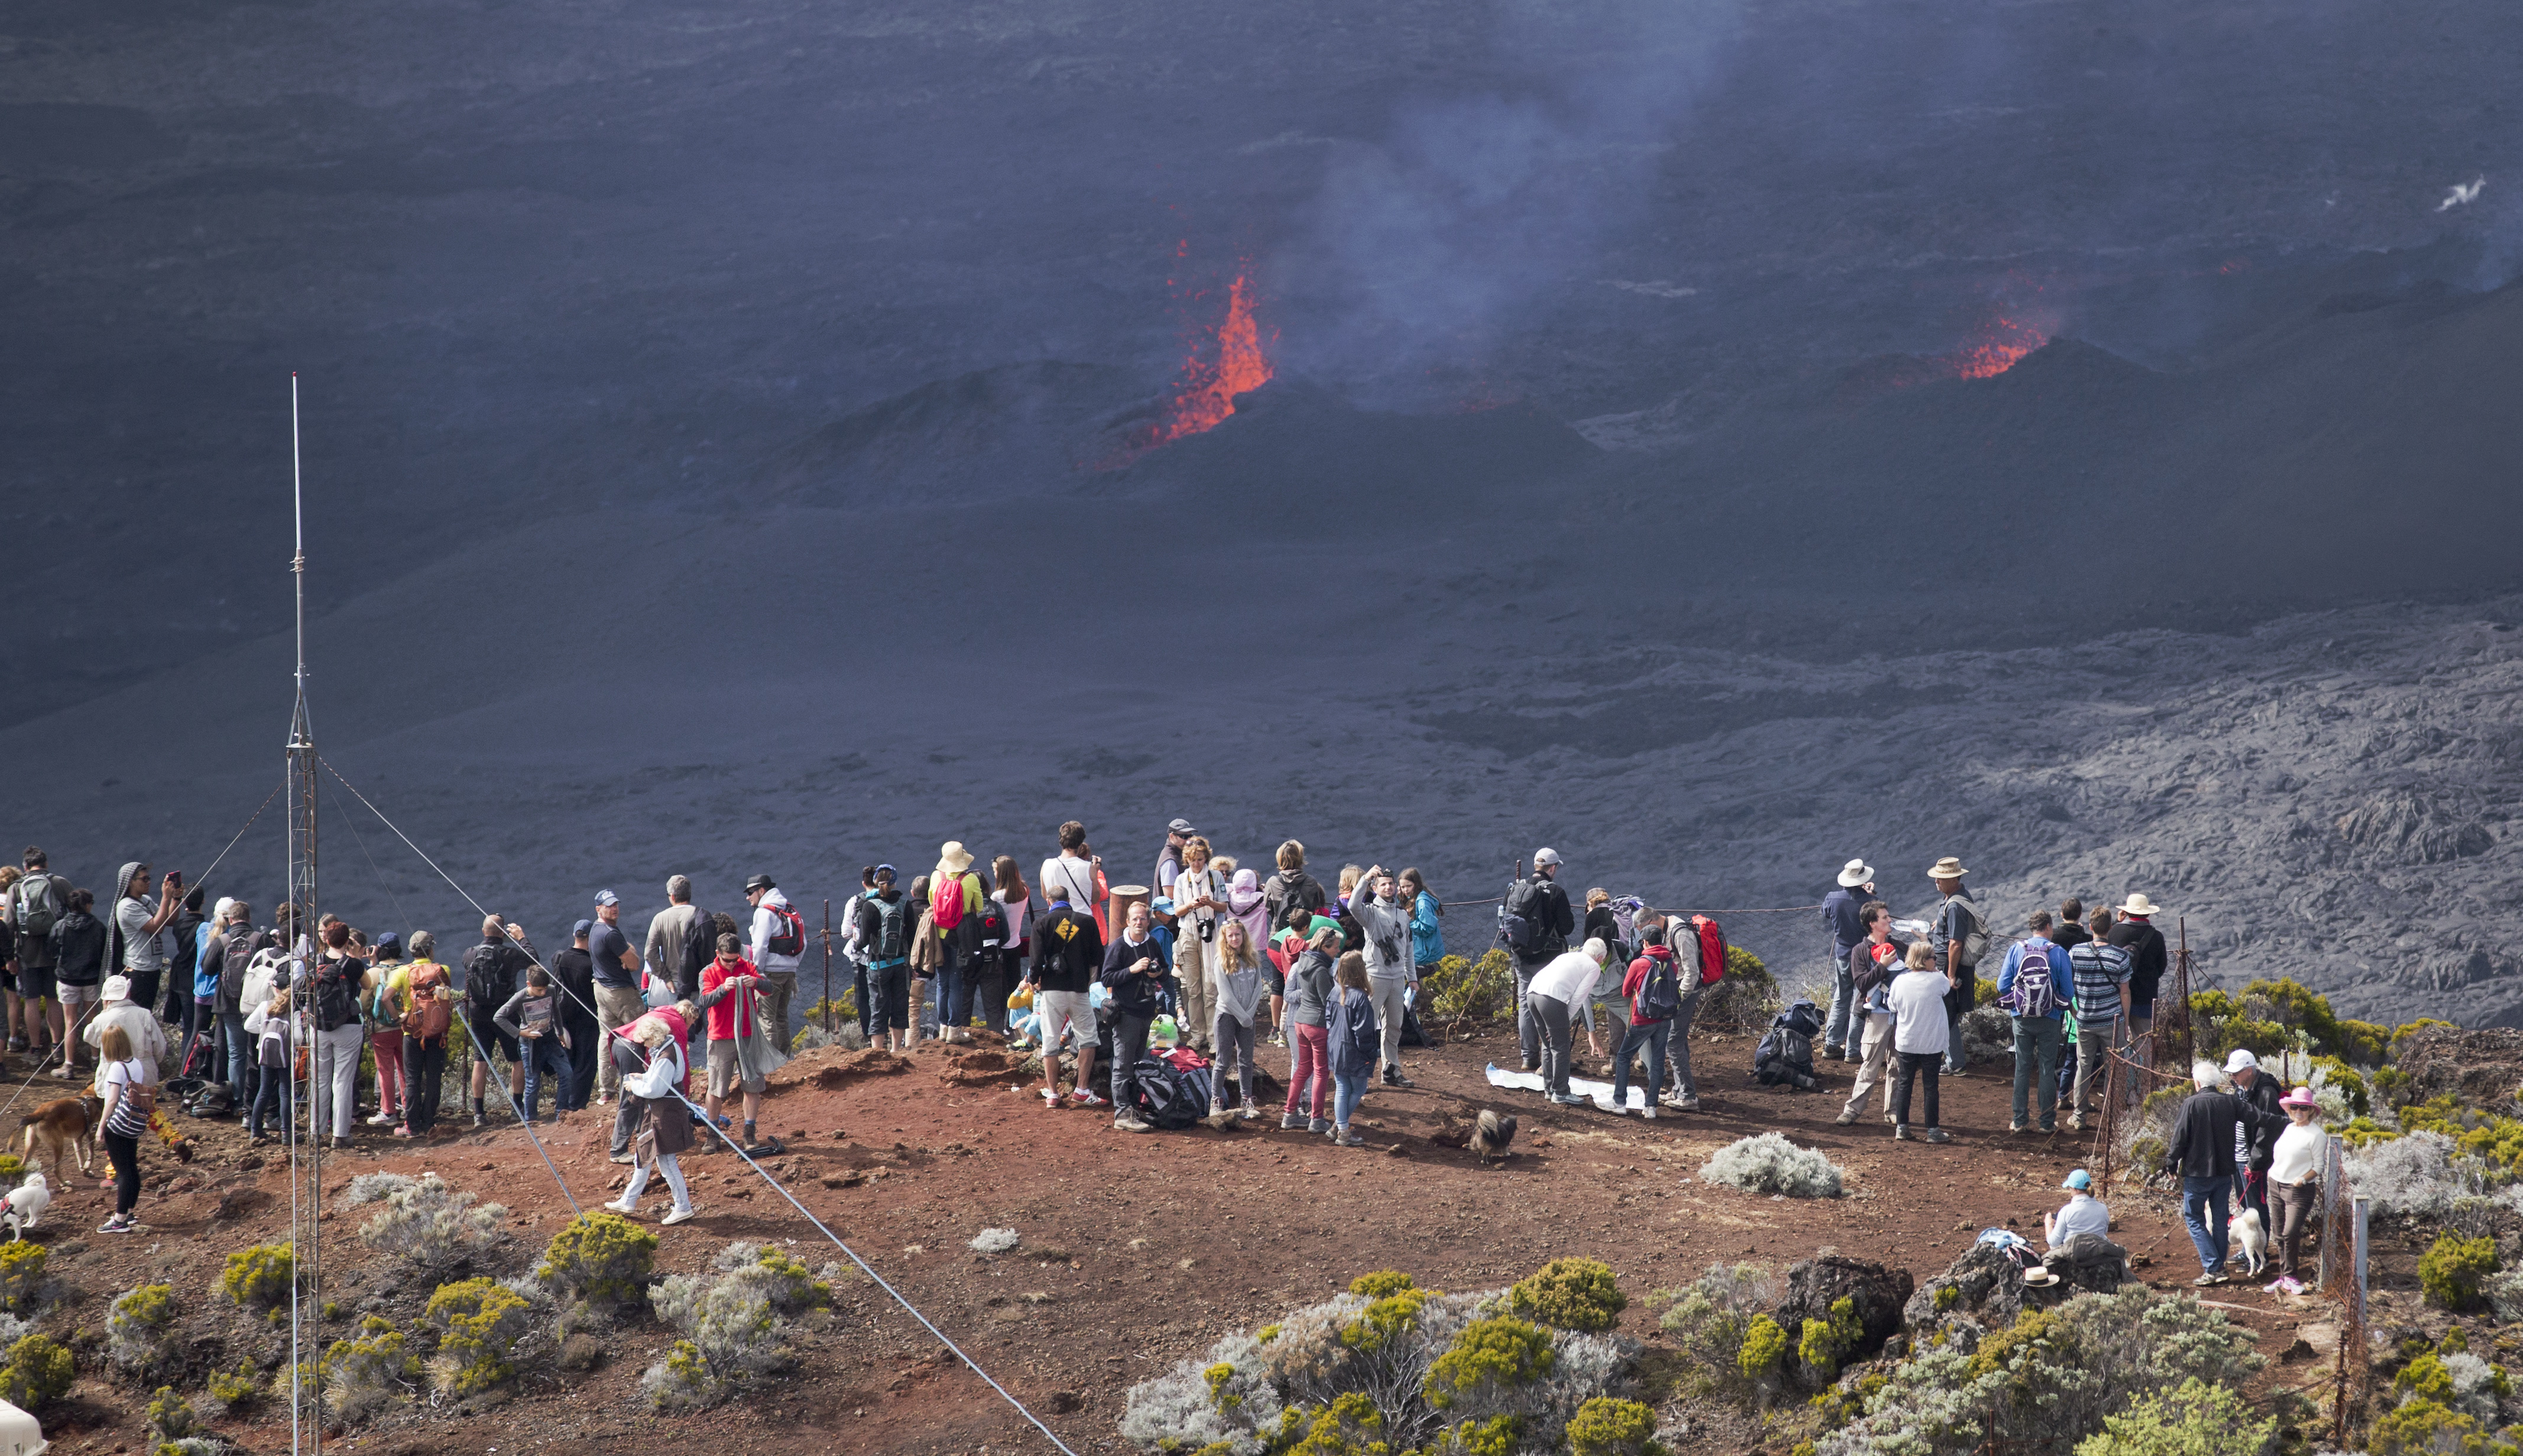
[1485,1061,1649,1112]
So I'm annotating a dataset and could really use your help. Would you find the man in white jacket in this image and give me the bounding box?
[744,875,803,1054]
[1526,939,1609,1105]
[1350,865,1418,1088]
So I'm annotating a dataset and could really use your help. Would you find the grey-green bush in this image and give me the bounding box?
[358,1172,507,1275]
[1700,1134,1844,1198]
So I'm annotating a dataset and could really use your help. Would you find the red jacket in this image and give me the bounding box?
[1622,945,1677,1024]
[702,957,761,1042]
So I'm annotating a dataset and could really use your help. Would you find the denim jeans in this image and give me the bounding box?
[1944,1001,1969,1074]
[1332,1068,1368,1127]
[220,1011,253,1103]
[2181,1175,2231,1273]
[1823,948,1856,1053]
[1611,1019,1669,1109]
[519,1035,570,1123]
[2010,1015,2062,1128]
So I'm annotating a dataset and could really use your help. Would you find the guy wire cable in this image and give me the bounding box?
[316,753,1078,1453]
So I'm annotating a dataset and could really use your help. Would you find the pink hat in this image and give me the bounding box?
[2279,1085,2320,1111]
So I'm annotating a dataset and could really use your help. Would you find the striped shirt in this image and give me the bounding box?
[2067,941,2130,1021]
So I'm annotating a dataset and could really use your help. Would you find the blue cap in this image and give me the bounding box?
[374,932,403,957]
[572,918,595,941]
[875,863,897,877]
[594,889,620,907]
[2062,1169,2092,1191]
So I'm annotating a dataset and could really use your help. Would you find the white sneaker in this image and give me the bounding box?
[1640,1107,1658,1120]
[604,1198,637,1216]
[365,1112,394,1126]
[661,1206,696,1226]
[1040,1088,1061,1107]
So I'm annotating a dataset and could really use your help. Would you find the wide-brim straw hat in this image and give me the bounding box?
[2118,893,2161,916]
[2020,1267,2060,1288]
[936,841,975,875]
[1927,857,1969,880]
[1838,858,1875,888]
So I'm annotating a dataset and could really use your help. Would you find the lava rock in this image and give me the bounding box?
[1775,1254,1914,1361]
[2393,1026,2523,1107]
[1905,1242,2036,1331]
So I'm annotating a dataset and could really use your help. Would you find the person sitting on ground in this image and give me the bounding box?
[1526,937,1609,1107]
[2162,1058,2287,1286]
[1325,951,1379,1147]
[605,1015,696,1226]
[1027,880,1104,1110]
[1101,900,1170,1134]
[697,933,781,1152]
[1887,940,1954,1144]
[2265,1085,2326,1295]
[1280,923,1340,1132]
[1207,917,1266,1121]
[493,964,572,1128]
[2044,1168,2109,1250]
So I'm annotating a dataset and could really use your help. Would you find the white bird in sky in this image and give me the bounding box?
[2438,176,2486,212]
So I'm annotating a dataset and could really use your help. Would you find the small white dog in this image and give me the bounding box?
[2229,1206,2268,1277]
[2,1173,50,1240]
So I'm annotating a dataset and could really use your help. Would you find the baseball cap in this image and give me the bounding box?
[374,931,403,958]
[572,918,594,941]
[1168,818,1198,836]
[745,874,776,893]
[1533,848,1562,867]
[2224,1049,2259,1074]
[594,889,620,907]
[875,863,898,877]
[2061,1169,2092,1191]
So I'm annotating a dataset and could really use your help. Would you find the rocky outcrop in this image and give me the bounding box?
[1775,1254,1913,1361]
[2394,1026,2523,1107]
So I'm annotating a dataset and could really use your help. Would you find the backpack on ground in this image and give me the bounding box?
[401,962,453,1040]
[1636,954,1684,1022]
[1130,1056,1209,1130]
[1999,941,2062,1019]
[1753,1000,1821,1091]
[764,903,806,959]
[1694,916,1729,987]
[11,873,56,945]
[867,894,909,962]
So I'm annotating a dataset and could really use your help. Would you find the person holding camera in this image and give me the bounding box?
[105,862,182,1056]
[1169,836,1225,1055]
[1100,900,1169,1133]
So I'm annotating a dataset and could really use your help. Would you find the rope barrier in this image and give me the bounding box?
[316,755,1072,1452]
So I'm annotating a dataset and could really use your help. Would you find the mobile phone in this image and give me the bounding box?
[164,871,181,890]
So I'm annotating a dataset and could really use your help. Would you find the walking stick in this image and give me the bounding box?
[821,899,832,1034]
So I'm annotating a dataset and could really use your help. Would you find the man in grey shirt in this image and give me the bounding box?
[1349,865,1418,1088]
[588,889,644,1104]
[109,861,181,1036]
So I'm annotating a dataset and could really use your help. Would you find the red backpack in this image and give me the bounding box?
[1694,916,1729,987]
[931,874,971,932]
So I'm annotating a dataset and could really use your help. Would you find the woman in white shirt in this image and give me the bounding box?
[1169,838,1225,1055]
[991,857,1034,1036]
[1886,941,1954,1144]
[2265,1085,2325,1294]
[2044,1168,2110,1249]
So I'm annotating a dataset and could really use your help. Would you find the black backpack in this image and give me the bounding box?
[1499,878,1544,956]
[1636,954,1682,1022]
[975,897,1010,952]
[313,955,363,1032]
[763,903,806,959]
[675,908,715,993]
[1130,1056,1209,1129]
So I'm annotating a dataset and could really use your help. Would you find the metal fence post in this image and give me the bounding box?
[2352,1196,2371,1324]
[2318,1133,2343,1289]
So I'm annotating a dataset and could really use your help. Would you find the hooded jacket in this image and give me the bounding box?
[1264,869,1326,935]
[1410,891,1444,967]
[109,860,170,978]
[50,909,107,987]
[1226,870,1271,951]
[1351,883,1414,983]
[747,888,803,977]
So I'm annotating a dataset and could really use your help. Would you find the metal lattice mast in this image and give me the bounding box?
[284,375,324,1456]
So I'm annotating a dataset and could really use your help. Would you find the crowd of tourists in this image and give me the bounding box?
[0,829,2327,1271]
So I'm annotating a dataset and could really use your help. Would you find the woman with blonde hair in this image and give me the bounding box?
[96,1022,152,1231]
[1170,836,1225,1054]
[1205,917,1267,1120]
[604,1014,696,1225]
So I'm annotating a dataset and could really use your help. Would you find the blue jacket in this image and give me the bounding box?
[1995,937,2068,1019]
[1410,891,1444,967]
[1327,986,1380,1078]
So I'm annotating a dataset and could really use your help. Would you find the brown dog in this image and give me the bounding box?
[18,1096,99,1184]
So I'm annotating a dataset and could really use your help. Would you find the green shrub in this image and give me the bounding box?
[0,1243,44,1315]
[1350,1269,1415,1299]
[1441,1412,1521,1455]
[356,1171,505,1274]
[1737,1315,1788,1384]
[2366,1397,2491,1456]
[642,1241,838,1410]
[321,1315,419,1422]
[2395,1351,2454,1403]
[422,1277,534,1395]
[0,1334,73,1410]
[1657,1263,1776,1400]
[205,1358,261,1410]
[1564,1396,1662,1456]
[107,1281,177,1379]
[2391,1019,2457,1062]
[2420,1233,2499,1310]
[1798,1297,1864,1384]
[1698,947,1779,1034]
[1502,1257,1624,1332]
[802,993,858,1026]
[219,1242,296,1310]
[0,1155,23,1181]
[1425,1316,1554,1410]
[145,1385,200,1446]
[536,1210,658,1309]
[1423,951,1515,1030]
[2072,1376,2275,1455]
[1342,1286,1434,1356]
[1269,1392,1389,1455]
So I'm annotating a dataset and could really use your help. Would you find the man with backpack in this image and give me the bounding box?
[1925,857,1985,1076]
[203,899,263,1113]
[853,865,916,1052]
[1996,912,2069,1134]
[7,849,67,1062]
[1611,923,1682,1118]
[744,874,805,1054]
[1500,849,1575,1074]
[1820,860,1875,1063]
[462,915,533,1129]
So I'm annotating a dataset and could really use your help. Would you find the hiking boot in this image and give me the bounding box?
[1822,1043,1845,1061]
[1308,1118,1331,1134]
[1922,1128,1952,1144]
[1334,1130,1365,1147]
[1116,1115,1154,1134]
[1892,1125,1912,1141]
[1281,1112,1304,1130]
[1382,1066,1415,1088]
[1834,1110,1858,1126]
[1672,1094,1700,1111]
[1520,1060,1541,1074]
[608,1152,635,1165]
[2192,1272,2227,1288]
[2064,1116,2085,1133]
[469,1111,487,1129]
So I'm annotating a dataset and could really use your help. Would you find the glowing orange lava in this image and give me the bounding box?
[1153,273,1274,444]
[1948,316,2049,378]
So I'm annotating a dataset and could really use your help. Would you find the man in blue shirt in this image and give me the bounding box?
[1996,912,2070,1134]
[1819,859,1875,1063]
